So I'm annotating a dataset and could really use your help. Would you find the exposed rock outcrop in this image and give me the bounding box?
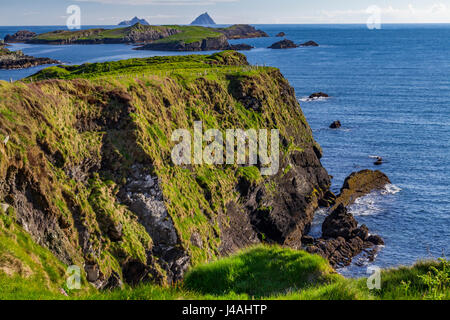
[269,39,298,49]
[217,24,269,39]
[0,47,60,70]
[135,35,252,52]
[300,40,319,47]
[306,204,384,267]
[118,164,190,283]
[332,170,391,210]
[276,32,286,37]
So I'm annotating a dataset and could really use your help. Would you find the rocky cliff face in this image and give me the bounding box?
[0,51,331,288]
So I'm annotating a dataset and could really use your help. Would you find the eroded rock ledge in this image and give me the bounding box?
[304,170,390,267]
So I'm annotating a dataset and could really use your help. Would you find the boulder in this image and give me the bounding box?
[268,39,298,49]
[330,121,341,129]
[276,32,286,37]
[300,40,319,47]
[374,157,383,166]
[309,92,329,99]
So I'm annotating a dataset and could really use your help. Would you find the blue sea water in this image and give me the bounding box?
[1,24,449,276]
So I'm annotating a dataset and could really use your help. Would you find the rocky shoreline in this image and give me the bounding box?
[304,170,390,268]
[134,35,253,52]
[0,45,60,70]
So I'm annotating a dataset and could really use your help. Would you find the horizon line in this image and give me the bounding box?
[1,22,450,27]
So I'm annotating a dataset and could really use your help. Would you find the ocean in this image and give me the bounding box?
[1,24,449,276]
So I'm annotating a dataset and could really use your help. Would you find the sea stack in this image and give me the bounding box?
[191,12,216,25]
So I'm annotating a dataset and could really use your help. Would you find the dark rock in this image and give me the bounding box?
[300,40,319,47]
[374,157,383,166]
[301,235,315,245]
[4,30,37,43]
[318,190,336,208]
[307,205,384,267]
[353,224,369,241]
[191,12,216,25]
[136,35,231,52]
[217,24,269,39]
[276,32,286,37]
[118,17,150,26]
[322,204,357,240]
[102,271,123,290]
[269,39,298,49]
[332,169,391,210]
[229,43,254,51]
[368,234,385,245]
[122,259,151,285]
[309,92,329,99]
[330,121,341,129]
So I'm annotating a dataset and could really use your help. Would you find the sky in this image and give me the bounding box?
[0,0,449,26]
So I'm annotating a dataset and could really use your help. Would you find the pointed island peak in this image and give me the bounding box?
[118,16,150,26]
[190,12,216,25]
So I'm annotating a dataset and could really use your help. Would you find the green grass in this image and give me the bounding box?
[183,245,335,298]
[25,51,259,81]
[153,25,223,44]
[0,243,448,300]
[32,24,175,42]
[29,24,227,45]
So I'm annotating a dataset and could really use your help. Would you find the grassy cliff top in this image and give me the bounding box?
[26,51,270,81]
[32,24,176,41]
[151,25,223,44]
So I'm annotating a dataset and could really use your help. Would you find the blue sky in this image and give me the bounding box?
[1,0,449,25]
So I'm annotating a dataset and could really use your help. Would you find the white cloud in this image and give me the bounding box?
[75,0,238,5]
[320,3,450,23]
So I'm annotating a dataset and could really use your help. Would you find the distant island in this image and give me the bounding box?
[118,16,150,26]
[3,23,267,51]
[190,12,216,25]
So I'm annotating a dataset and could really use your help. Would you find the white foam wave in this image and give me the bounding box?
[298,96,329,102]
[348,184,402,216]
[349,193,382,216]
[382,184,402,195]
